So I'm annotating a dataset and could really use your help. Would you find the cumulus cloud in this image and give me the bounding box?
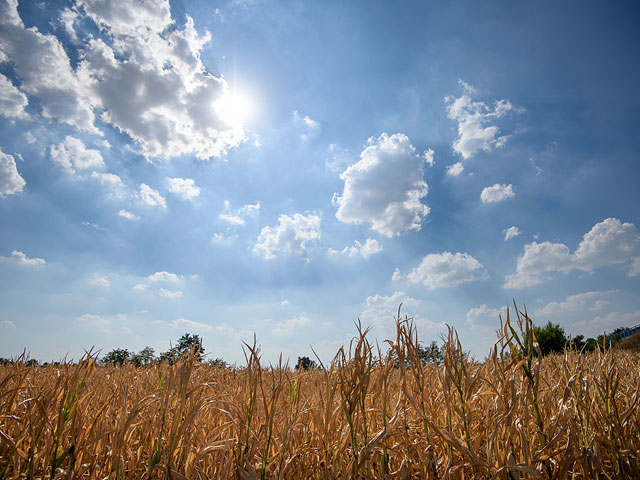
[481,183,515,204]
[445,80,521,161]
[1,320,16,328]
[293,110,320,142]
[0,149,26,197]
[118,209,139,220]
[360,291,443,340]
[158,288,183,299]
[446,162,464,176]
[50,136,104,174]
[254,213,320,259]
[219,200,261,226]
[0,0,246,160]
[91,172,128,198]
[575,311,640,338]
[147,271,180,283]
[0,1,100,133]
[137,183,166,208]
[504,226,522,241]
[169,318,211,332]
[77,313,111,333]
[273,314,312,336]
[334,133,430,238]
[466,304,506,330]
[89,275,111,288]
[329,238,383,259]
[505,218,640,288]
[422,149,435,167]
[535,290,616,318]
[168,177,200,200]
[0,250,45,266]
[396,251,486,288]
[0,73,28,118]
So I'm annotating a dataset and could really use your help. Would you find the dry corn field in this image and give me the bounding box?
[1,307,639,479]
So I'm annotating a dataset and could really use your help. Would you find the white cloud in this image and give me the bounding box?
[446,162,464,176]
[0,250,45,266]
[575,311,640,339]
[24,131,36,144]
[505,218,640,288]
[219,200,261,226]
[535,290,616,318]
[138,183,166,208]
[168,177,200,200]
[280,300,290,306]
[504,226,522,241]
[50,136,104,174]
[169,318,212,332]
[273,314,312,336]
[481,183,515,204]
[293,111,320,142]
[89,275,111,288]
[0,149,26,197]
[334,133,430,238]
[1,320,16,328]
[331,238,383,259]
[132,283,147,291]
[0,0,246,160]
[158,288,183,299]
[422,149,435,167]
[77,313,111,334]
[445,80,521,161]
[360,291,443,341]
[397,252,486,288]
[254,213,320,259]
[0,73,28,118]
[118,209,139,220]
[147,271,180,283]
[91,172,127,198]
[466,304,506,330]
[0,1,100,133]
[630,258,640,276]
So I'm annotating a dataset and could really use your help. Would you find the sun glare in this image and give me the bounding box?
[217,91,254,125]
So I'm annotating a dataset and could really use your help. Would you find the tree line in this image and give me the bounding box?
[1,322,636,367]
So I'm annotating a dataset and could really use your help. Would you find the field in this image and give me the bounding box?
[1,308,639,479]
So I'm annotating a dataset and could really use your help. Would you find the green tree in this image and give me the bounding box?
[533,322,567,355]
[295,356,317,371]
[102,348,130,366]
[417,340,444,365]
[159,333,205,364]
[131,346,155,367]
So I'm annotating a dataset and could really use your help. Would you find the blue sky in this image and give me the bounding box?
[1,0,639,364]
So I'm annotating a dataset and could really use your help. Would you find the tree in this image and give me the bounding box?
[159,333,205,364]
[417,341,444,365]
[131,346,155,367]
[175,333,205,360]
[102,348,130,366]
[295,356,317,371]
[533,322,567,355]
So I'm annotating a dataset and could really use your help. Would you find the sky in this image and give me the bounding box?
[1,0,639,364]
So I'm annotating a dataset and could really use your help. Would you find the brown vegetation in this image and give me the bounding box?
[1,306,639,479]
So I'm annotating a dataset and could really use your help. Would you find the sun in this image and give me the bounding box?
[217,90,254,125]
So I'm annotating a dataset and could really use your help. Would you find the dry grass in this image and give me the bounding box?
[1,305,639,479]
